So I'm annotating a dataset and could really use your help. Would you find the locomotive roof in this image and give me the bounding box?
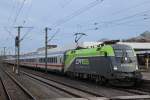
[112,44,132,50]
[37,50,66,58]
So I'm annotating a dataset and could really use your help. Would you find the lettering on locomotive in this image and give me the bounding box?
[75,59,89,65]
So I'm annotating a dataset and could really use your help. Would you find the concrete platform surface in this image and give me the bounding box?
[142,72,150,81]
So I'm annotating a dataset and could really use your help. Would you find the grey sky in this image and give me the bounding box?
[0,0,150,53]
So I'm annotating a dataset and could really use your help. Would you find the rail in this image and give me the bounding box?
[4,71,36,100]
[0,77,12,100]
[21,71,104,98]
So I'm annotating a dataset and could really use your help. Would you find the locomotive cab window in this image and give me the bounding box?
[114,49,136,64]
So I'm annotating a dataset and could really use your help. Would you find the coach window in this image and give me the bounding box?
[47,58,49,62]
[53,57,55,63]
[49,58,50,62]
[43,58,45,62]
[49,58,51,63]
[50,58,51,63]
[55,57,57,63]
[55,57,56,63]
[44,58,45,62]
[60,57,62,63]
[53,57,54,63]
[54,57,56,63]
[51,58,53,63]
[40,58,42,62]
[54,57,55,63]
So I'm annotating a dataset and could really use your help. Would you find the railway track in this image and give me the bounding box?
[21,71,104,98]
[21,68,150,99]
[0,67,36,100]
[111,86,150,96]
[133,86,150,95]
[108,81,150,96]
[5,71,37,100]
[0,77,11,100]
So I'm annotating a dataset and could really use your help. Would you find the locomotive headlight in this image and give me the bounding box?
[113,66,118,70]
[136,65,139,70]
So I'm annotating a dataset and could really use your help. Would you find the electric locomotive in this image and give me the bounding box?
[64,41,142,86]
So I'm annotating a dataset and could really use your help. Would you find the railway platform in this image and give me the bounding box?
[140,65,150,82]
[142,72,150,82]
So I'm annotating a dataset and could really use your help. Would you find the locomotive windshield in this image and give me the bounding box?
[112,44,138,72]
[115,49,136,64]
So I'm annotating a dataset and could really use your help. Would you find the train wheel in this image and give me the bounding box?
[95,77,99,83]
[99,76,107,85]
[134,78,143,87]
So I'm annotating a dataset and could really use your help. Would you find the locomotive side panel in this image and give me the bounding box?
[66,56,113,78]
[64,45,115,79]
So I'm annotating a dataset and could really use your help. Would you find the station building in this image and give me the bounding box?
[79,42,150,69]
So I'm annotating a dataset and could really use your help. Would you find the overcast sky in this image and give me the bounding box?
[0,0,150,54]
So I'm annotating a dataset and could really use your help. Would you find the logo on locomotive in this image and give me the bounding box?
[75,59,89,65]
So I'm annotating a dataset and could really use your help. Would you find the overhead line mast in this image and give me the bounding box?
[45,27,51,73]
[14,26,33,75]
[14,26,22,74]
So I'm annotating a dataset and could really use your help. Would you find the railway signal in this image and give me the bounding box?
[15,36,19,47]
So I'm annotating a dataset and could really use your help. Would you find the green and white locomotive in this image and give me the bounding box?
[64,42,142,86]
